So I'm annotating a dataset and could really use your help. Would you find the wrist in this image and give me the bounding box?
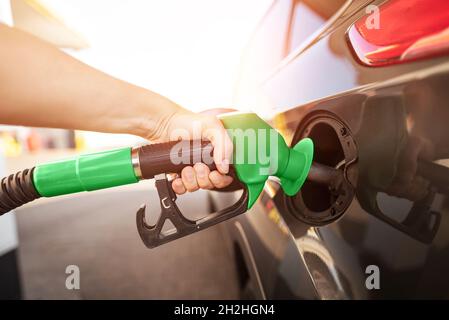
[123,87,187,141]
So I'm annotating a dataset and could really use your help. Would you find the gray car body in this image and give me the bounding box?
[212,0,449,299]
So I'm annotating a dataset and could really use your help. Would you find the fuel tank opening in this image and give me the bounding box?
[286,112,358,226]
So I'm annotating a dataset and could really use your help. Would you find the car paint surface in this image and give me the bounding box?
[220,0,449,299]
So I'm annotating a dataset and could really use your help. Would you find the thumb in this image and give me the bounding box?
[202,117,233,174]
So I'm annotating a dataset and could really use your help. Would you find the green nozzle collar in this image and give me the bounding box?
[219,112,314,209]
[33,147,138,197]
[279,138,314,196]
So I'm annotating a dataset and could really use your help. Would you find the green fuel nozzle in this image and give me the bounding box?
[31,112,313,209]
[220,112,313,208]
[0,112,314,248]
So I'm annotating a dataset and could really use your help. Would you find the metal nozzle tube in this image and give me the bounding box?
[307,162,343,188]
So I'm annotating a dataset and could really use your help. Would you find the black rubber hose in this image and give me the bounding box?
[0,167,41,215]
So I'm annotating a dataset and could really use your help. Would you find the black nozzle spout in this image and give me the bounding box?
[307,162,344,190]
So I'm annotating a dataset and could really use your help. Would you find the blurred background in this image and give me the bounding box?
[0,0,271,299]
[1,0,272,154]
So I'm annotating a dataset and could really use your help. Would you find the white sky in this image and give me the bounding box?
[43,0,272,111]
[38,0,272,148]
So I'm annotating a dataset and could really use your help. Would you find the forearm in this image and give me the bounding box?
[0,24,181,138]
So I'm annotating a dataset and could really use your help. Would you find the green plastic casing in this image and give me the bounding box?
[33,147,138,197]
[32,113,313,210]
[219,112,314,209]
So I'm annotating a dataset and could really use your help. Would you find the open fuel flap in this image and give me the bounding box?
[285,111,358,226]
[283,91,448,244]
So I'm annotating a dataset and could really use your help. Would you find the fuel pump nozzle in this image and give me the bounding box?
[0,113,317,248]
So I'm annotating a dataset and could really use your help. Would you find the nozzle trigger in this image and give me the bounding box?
[136,173,249,248]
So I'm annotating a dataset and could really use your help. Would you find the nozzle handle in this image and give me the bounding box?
[137,140,216,179]
[417,159,449,195]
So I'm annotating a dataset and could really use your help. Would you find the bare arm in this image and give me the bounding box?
[0,24,232,191]
[0,24,175,138]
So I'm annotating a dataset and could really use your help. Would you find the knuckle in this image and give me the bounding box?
[198,177,212,189]
[172,180,185,194]
[213,177,226,188]
[193,162,207,172]
[187,185,199,192]
[199,182,211,189]
[205,115,219,124]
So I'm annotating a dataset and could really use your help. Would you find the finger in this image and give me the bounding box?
[181,166,199,192]
[193,163,213,189]
[203,117,233,175]
[209,170,233,189]
[172,178,186,195]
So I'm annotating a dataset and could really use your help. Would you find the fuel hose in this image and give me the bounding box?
[0,112,317,215]
[0,168,40,215]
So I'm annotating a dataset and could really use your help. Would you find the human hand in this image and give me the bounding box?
[149,108,234,195]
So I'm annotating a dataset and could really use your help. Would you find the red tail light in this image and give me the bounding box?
[347,0,449,67]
